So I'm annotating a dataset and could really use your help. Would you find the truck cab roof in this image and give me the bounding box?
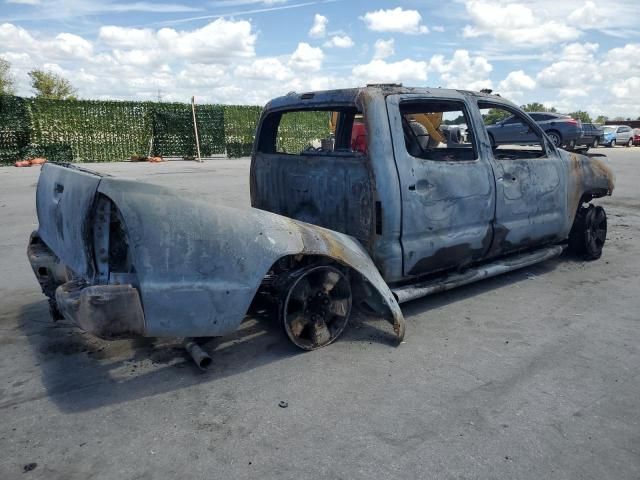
[264,85,513,111]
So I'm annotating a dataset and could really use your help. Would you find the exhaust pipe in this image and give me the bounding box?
[184,338,212,370]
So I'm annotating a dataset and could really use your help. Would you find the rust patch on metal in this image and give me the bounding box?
[590,157,615,193]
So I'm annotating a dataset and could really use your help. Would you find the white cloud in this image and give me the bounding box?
[324,35,354,49]
[497,70,536,99]
[2,12,640,119]
[112,49,162,67]
[560,42,599,60]
[54,33,93,58]
[611,77,640,99]
[362,7,428,35]
[499,70,536,91]
[288,42,324,71]
[568,1,598,28]
[352,59,428,84]
[98,26,157,49]
[308,14,328,38]
[97,19,256,63]
[601,43,640,77]
[6,0,41,4]
[429,50,493,90]
[234,57,292,81]
[0,23,93,59]
[536,43,602,95]
[156,19,256,61]
[463,0,581,48]
[373,39,394,59]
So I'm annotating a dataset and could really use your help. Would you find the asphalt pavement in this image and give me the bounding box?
[0,146,639,479]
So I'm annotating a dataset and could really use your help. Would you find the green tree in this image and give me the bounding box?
[521,102,557,113]
[28,69,77,100]
[482,108,510,125]
[569,110,592,123]
[442,114,466,125]
[0,56,15,95]
[594,115,608,124]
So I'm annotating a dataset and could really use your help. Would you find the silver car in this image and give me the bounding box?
[604,125,634,147]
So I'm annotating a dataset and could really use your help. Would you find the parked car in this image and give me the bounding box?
[576,122,604,150]
[487,111,583,149]
[633,128,640,146]
[602,125,635,147]
[27,86,615,365]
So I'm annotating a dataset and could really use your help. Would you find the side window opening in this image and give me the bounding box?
[399,100,477,162]
[257,107,367,156]
[479,102,547,160]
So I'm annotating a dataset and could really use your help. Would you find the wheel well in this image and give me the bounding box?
[255,254,393,319]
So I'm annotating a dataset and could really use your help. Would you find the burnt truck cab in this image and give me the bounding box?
[252,86,613,282]
[29,85,614,359]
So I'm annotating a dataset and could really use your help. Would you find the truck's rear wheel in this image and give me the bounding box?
[569,204,607,260]
[281,265,352,350]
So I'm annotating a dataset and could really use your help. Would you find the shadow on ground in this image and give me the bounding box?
[14,251,567,415]
[15,295,401,414]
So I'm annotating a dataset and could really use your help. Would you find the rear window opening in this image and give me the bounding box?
[257,107,367,156]
[399,100,477,162]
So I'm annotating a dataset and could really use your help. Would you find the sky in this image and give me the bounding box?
[0,0,639,118]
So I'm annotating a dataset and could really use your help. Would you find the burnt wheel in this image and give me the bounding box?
[282,265,352,350]
[569,204,607,260]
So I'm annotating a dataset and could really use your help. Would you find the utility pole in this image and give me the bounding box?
[191,96,202,163]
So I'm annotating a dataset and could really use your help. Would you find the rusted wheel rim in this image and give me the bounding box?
[283,266,352,350]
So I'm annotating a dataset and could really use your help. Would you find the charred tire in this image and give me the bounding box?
[48,298,64,321]
[281,265,352,350]
[569,204,607,260]
[592,138,599,148]
[547,130,562,147]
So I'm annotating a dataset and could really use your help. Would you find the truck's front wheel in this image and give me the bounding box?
[281,265,352,350]
[569,204,607,260]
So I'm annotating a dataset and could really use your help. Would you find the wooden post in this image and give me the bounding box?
[191,96,202,163]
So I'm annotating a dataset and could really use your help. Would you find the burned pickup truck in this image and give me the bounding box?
[28,85,614,363]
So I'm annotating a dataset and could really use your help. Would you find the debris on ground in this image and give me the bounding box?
[14,158,47,167]
[129,155,165,163]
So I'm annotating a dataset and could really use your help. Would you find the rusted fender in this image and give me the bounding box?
[98,178,405,341]
[563,151,615,229]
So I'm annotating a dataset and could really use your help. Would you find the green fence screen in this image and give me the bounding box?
[0,96,335,165]
[0,96,267,165]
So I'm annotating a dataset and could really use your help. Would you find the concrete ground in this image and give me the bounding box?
[0,147,639,479]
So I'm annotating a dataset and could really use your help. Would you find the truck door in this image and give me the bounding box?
[477,101,568,255]
[386,95,496,277]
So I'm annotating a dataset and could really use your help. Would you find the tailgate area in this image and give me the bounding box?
[36,163,102,278]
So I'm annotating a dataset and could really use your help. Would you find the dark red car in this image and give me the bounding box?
[633,128,640,146]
